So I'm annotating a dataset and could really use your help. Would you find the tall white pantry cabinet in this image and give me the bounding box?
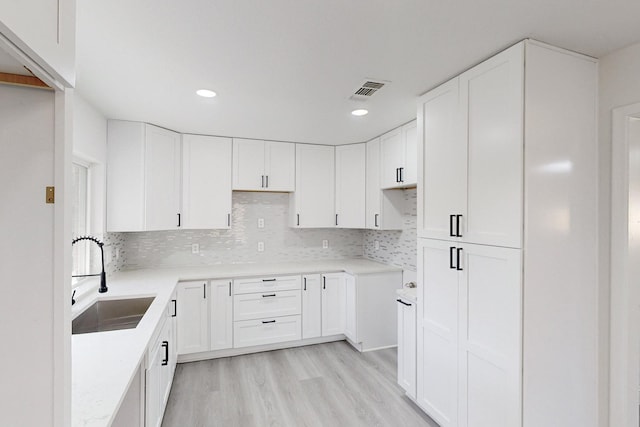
[416,40,598,427]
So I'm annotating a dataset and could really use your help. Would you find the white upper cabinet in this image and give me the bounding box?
[107,121,181,232]
[232,139,295,191]
[335,144,366,228]
[0,0,75,86]
[365,138,403,230]
[182,135,232,230]
[380,120,417,189]
[290,144,335,228]
[418,44,523,248]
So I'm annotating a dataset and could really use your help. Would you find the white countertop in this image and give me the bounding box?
[72,258,400,427]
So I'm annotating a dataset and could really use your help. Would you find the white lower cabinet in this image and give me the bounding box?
[232,275,302,349]
[177,280,233,355]
[145,306,176,427]
[176,281,209,354]
[234,315,302,348]
[397,296,416,400]
[344,274,357,342]
[302,274,322,339]
[321,273,346,336]
[417,238,522,427]
[210,280,233,351]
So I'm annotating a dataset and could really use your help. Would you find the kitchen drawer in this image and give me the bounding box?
[233,315,302,348]
[234,290,301,321]
[233,275,301,294]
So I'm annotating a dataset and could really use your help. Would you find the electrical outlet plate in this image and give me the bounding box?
[191,243,200,254]
[374,240,380,250]
[322,240,328,249]
[258,218,265,228]
[257,241,264,252]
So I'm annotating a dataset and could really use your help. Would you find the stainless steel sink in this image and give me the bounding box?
[72,297,155,334]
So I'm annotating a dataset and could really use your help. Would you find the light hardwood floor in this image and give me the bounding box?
[162,341,438,427]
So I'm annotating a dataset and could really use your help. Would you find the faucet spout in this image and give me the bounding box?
[72,236,108,294]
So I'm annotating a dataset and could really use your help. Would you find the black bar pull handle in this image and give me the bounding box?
[228,281,232,297]
[261,175,265,188]
[162,341,169,366]
[449,215,456,237]
[396,168,400,183]
[303,277,307,291]
[228,213,231,227]
[335,214,338,226]
[266,175,269,188]
[172,299,177,317]
[177,213,181,227]
[456,248,463,271]
[323,276,326,289]
[203,283,206,299]
[455,214,463,237]
[262,293,276,298]
[374,213,379,228]
[450,247,457,269]
[297,214,300,226]
[399,167,404,183]
[262,278,276,282]
[396,299,412,307]
[262,320,276,324]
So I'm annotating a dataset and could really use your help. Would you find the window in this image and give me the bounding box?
[71,161,90,285]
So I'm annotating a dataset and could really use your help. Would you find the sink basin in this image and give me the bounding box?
[72,297,155,335]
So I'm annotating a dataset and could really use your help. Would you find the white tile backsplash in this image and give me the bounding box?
[114,192,364,269]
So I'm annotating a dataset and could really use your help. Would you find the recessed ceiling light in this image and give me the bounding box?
[351,109,368,116]
[196,89,217,98]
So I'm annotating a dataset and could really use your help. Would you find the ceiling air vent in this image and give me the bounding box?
[351,80,388,100]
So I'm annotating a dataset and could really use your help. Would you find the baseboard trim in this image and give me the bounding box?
[177,334,347,363]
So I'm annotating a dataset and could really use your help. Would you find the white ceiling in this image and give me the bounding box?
[76,0,640,145]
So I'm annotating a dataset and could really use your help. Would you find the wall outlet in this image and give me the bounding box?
[374,240,380,250]
[191,243,200,254]
[257,241,265,252]
[322,239,329,249]
[115,247,121,260]
[258,218,265,228]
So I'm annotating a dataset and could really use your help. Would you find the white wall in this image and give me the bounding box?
[73,93,107,236]
[599,41,640,427]
[0,84,57,426]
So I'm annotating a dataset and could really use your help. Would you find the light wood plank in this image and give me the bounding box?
[162,341,437,427]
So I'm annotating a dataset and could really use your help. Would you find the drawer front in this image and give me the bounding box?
[233,315,302,348]
[234,290,301,321]
[233,275,301,294]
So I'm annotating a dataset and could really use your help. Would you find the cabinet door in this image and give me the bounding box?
[365,138,381,229]
[144,124,181,231]
[210,280,233,351]
[177,281,209,354]
[182,135,232,229]
[145,337,163,427]
[335,143,366,228]
[344,274,357,343]
[380,128,404,189]
[401,120,418,186]
[417,239,458,427]
[232,138,266,190]
[321,273,345,336]
[302,274,322,339]
[460,43,523,248]
[292,144,335,228]
[458,244,522,427]
[264,141,295,191]
[418,78,465,241]
[397,297,417,400]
